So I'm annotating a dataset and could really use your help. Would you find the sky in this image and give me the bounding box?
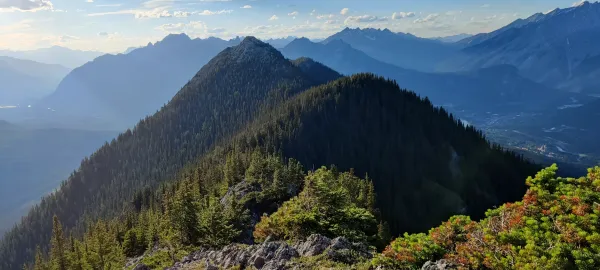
[0,0,591,53]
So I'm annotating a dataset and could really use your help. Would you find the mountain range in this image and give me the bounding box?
[446,1,600,94]
[323,27,459,72]
[0,38,538,270]
[0,46,103,69]
[34,34,241,130]
[281,37,582,115]
[2,2,600,268]
[0,57,70,105]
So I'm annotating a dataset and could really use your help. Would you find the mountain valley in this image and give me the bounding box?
[1,2,600,270]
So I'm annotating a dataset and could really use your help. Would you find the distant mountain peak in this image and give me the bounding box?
[240,36,264,45]
[158,33,192,46]
[228,36,284,63]
[575,0,591,7]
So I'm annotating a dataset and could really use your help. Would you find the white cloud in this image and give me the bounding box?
[197,9,232,15]
[86,0,93,2]
[59,35,80,42]
[414,13,440,23]
[269,15,278,21]
[88,8,231,18]
[480,4,490,8]
[241,5,252,9]
[135,8,172,18]
[344,15,388,24]
[340,7,349,15]
[238,20,342,40]
[0,0,53,12]
[88,8,172,18]
[392,12,415,20]
[173,11,190,17]
[288,11,299,16]
[310,9,316,16]
[155,21,213,38]
[142,0,173,9]
[156,22,186,32]
[445,10,462,16]
[316,14,334,20]
[96,4,122,7]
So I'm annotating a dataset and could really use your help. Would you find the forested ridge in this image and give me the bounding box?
[3,38,540,270]
[24,73,539,270]
[0,37,341,270]
[227,73,539,234]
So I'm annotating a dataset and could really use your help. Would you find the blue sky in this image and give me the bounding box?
[0,0,589,52]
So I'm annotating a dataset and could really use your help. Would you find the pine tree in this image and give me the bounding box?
[224,151,244,187]
[33,246,47,270]
[198,198,241,248]
[49,216,68,270]
[171,180,200,245]
[122,229,138,257]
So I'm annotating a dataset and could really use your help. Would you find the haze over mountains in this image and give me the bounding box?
[323,27,459,72]
[446,1,600,95]
[281,37,582,115]
[34,34,241,130]
[0,46,103,69]
[0,57,70,105]
[0,37,539,269]
[1,2,600,269]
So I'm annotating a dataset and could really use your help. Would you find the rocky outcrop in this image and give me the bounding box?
[165,234,373,270]
[421,259,458,270]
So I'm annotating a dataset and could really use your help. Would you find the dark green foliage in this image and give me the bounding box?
[0,38,341,270]
[3,40,538,270]
[229,73,539,234]
[254,167,380,243]
[49,216,67,270]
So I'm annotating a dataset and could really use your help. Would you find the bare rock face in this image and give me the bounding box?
[293,234,331,257]
[165,234,373,269]
[133,263,151,270]
[421,259,458,270]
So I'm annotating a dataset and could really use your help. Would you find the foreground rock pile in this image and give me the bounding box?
[134,234,373,269]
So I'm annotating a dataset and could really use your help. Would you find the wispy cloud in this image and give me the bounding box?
[344,15,388,24]
[0,0,53,12]
[316,14,335,20]
[241,5,252,9]
[414,13,440,23]
[88,8,231,18]
[173,11,190,17]
[269,15,279,21]
[392,12,415,20]
[88,8,172,18]
[197,9,232,15]
[96,4,123,7]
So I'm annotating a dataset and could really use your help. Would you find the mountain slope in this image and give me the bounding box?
[323,28,458,72]
[0,57,70,104]
[36,35,241,130]
[19,74,539,270]
[225,73,539,234]
[0,37,341,270]
[447,1,600,89]
[433,33,473,43]
[0,46,104,68]
[281,38,575,114]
